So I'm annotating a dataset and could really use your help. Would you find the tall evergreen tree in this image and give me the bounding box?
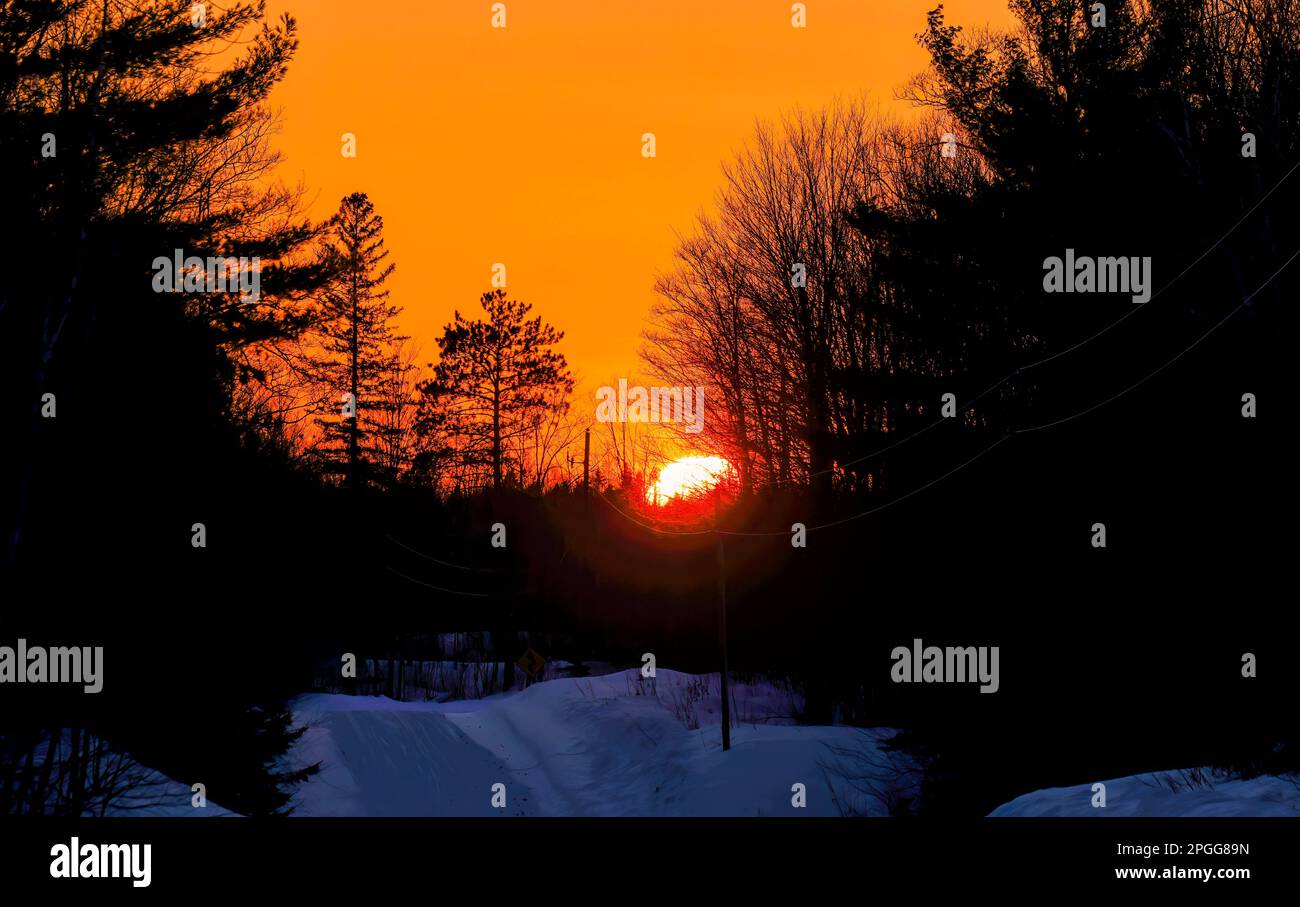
[310,192,404,489]
[418,290,573,491]
[0,0,327,815]
[1,1,330,567]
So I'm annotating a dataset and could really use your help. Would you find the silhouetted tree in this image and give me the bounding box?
[1,1,330,565]
[372,339,426,484]
[647,102,938,494]
[418,290,574,492]
[867,0,1300,813]
[0,0,329,815]
[308,192,404,489]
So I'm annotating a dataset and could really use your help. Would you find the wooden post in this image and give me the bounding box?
[715,492,731,752]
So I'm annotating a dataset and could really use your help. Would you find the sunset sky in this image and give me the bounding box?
[264,0,1013,393]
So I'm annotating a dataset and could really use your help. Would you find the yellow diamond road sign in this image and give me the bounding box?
[517,648,545,678]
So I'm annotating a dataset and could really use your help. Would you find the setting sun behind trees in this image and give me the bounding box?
[646,455,731,505]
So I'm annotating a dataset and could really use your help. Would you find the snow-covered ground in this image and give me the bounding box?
[287,669,906,817]
[990,770,1300,817]
[82,667,1297,818]
[23,737,235,817]
[105,770,235,817]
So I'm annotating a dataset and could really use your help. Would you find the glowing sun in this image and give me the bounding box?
[646,456,730,505]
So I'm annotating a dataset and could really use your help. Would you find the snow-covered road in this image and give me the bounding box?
[288,670,898,817]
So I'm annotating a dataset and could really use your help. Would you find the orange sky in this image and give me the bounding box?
[265,0,1012,391]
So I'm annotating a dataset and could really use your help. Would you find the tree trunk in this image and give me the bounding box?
[491,378,502,490]
[349,286,360,489]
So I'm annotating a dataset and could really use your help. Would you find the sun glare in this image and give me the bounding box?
[646,456,730,505]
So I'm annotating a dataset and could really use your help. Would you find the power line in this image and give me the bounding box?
[384,565,490,598]
[810,157,1299,477]
[386,533,497,573]
[597,246,1295,538]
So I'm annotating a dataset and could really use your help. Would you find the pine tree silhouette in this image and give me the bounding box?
[418,290,573,491]
[309,192,405,490]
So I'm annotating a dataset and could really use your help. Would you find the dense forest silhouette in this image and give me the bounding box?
[2,0,1296,816]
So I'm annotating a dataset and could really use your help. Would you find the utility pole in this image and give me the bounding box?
[582,428,590,511]
[715,490,731,751]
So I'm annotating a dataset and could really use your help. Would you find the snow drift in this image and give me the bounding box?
[288,669,905,817]
[990,770,1300,817]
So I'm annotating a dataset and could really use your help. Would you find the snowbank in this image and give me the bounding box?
[990,770,1300,817]
[289,669,906,817]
